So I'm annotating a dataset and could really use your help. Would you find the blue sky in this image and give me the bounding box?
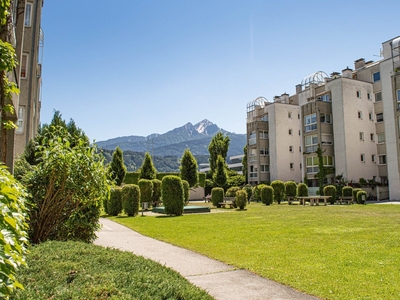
[40,0,398,142]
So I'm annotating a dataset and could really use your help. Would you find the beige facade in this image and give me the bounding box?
[246,36,400,199]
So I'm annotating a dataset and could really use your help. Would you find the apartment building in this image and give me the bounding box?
[246,35,400,200]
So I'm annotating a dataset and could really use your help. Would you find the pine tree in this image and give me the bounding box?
[213,155,227,187]
[110,147,127,186]
[139,152,157,180]
[180,148,198,187]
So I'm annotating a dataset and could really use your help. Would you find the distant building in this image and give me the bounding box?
[246,36,400,200]
[199,154,244,174]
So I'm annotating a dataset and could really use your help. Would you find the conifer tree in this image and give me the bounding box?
[110,147,127,186]
[139,152,157,180]
[180,148,198,187]
[213,155,227,187]
[208,132,230,175]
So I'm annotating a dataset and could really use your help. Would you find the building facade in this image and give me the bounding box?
[246,36,400,200]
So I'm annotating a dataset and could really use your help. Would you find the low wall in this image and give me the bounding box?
[189,187,205,200]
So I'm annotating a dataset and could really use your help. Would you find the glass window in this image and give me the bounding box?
[260,165,269,173]
[288,112,292,118]
[369,113,373,121]
[320,94,331,102]
[24,3,32,26]
[320,113,331,124]
[304,113,317,132]
[356,91,361,98]
[379,155,386,165]
[305,135,318,153]
[376,113,383,122]
[367,93,371,100]
[358,111,363,119]
[306,156,319,174]
[20,53,28,79]
[259,131,268,139]
[377,133,385,143]
[361,154,365,162]
[359,132,364,141]
[259,147,269,156]
[290,163,294,170]
[397,90,400,110]
[373,72,381,82]
[249,131,256,145]
[370,133,374,141]
[375,92,382,102]
[288,129,292,135]
[372,154,375,162]
[260,115,268,121]
[322,156,334,166]
[16,107,24,133]
[289,146,293,152]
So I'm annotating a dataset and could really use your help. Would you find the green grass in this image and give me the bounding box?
[12,241,213,300]
[110,203,400,300]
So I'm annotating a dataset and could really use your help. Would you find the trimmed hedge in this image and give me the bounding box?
[243,184,253,201]
[352,188,363,204]
[123,172,140,185]
[211,187,224,207]
[226,186,240,197]
[235,190,247,209]
[156,172,180,181]
[342,186,353,197]
[152,179,162,203]
[357,190,367,204]
[261,185,274,205]
[122,184,140,216]
[285,181,297,198]
[138,179,153,205]
[109,187,123,216]
[271,180,285,204]
[182,180,189,205]
[323,185,337,205]
[161,175,184,216]
[198,173,206,188]
[297,183,308,197]
[252,184,266,202]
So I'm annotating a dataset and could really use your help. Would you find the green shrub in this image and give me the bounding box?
[151,179,162,203]
[123,172,140,185]
[285,181,297,199]
[226,186,240,197]
[198,173,206,188]
[271,180,285,204]
[122,184,140,216]
[109,147,126,186]
[182,180,190,205]
[235,190,247,209]
[352,188,363,204]
[357,190,367,204]
[252,184,266,202]
[161,176,184,216]
[103,196,110,215]
[156,172,180,181]
[243,184,253,201]
[109,187,123,216]
[138,179,153,206]
[342,186,353,197]
[297,183,308,197]
[323,185,337,205]
[211,187,224,207]
[261,185,274,205]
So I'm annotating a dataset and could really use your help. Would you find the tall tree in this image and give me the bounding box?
[208,132,230,175]
[139,152,157,180]
[242,145,248,183]
[314,144,334,195]
[180,148,198,187]
[109,147,127,186]
[213,155,227,187]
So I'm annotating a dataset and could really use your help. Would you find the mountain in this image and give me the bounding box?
[96,119,246,158]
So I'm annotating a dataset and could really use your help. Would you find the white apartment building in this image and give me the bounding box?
[246,35,400,200]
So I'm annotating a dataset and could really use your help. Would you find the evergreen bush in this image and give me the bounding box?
[151,179,162,204]
[285,181,297,201]
[139,152,157,180]
[198,173,206,188]
[252,184,266,202]
[226,186,240,197]
[109,147,127,186]
[357,190,367,204]
[271,180,285,204]
[211,187,224,207]
[352,188,363,204]
[235,190,247,209]
[261,185,274,205]
[243,184,253,201]
[138,179,153,206]
[123,172,140,185]
[323,185,337,205]
[156,172,180,181]
[161,175,184,216]
[109,187,123,216]
[342,186,353,197]
[182,180,189,205]
[179,149,198,187]
[122,184,140,216]
[297,183,308,197]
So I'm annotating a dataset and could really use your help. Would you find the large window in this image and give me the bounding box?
[16,107,24,134]
[259,147,269,156]
[375,92,382,102]
[249,166,258,178]
[376,113,384,122]
[320,113,331,124]
[260,165,269,173]
[304,113,317,132]
[373,72,381,82]
[320,94,331,102]
[306,156,334,174]
[259,131,268,139]
[378,155,386,165]
[24,3,32,26]
[249,131,256,145]
[377,133,385,143]
[305,135,318,153]
[322,156,334,166]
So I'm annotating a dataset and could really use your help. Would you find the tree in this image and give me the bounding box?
[109,147,127,186]
[139,152,157,180]
[213,155,227,187]
[314,144,334,195]
[180,148,198,187]
[271,180,285,204]
[208,132,230,175]
[242,145,248,183]
[122,184,140,216]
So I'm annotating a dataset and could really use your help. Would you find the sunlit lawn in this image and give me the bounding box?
[110,202,400,300]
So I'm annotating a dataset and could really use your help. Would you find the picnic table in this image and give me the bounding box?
[297,196,331,206]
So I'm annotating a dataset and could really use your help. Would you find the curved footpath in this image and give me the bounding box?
[95,218,319,300]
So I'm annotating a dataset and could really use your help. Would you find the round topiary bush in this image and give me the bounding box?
[235,190,247,209]
[226,186,240,197]
[271,180,285,204]
[161,175,184,216]
[297,183,308,197]
[243,184,253,201]
[352,188,363,204]
[182,180,189,205]
[285,181,297,203]
[261,185,274,205]
[342,186,353,197]
[211,187,224,207]
[323,185,337,205]
[122,184,140,216]
[108,187,123,216]
[357,190,367,204]
[138,179,153,206]
[252,184,266,202]
[151,179,162,204]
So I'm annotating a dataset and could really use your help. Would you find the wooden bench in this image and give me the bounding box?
[218,197,235,208]
[287,196,296,205]
[337,196,353,205]
[203,196,211,203]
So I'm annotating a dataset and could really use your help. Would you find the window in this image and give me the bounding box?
[298,114,300,119]
[356,91,361,98]
[249,131,256,145]
[322,156,334,166]
[361,154,365,162]
[304,113,317,132]
[260,165,269,173]
[372,154,376,162]
[259,147,269,156]
[288,112,292,118]
[260,115,268,121]
[320,94,331,102]
[378,155,386,165]
[375,92,382,102]
[24,3,32,26]
[290,163,294,170]
[369,113,373,121]
[373,72,381,82]
[259,131,268,139]
[321,134,333,145]
[397,89,400,110]
[377,133,385,143]
[306,157,319,174]
[320,113,331,124]
[20,53,28,79]
[376,113,383,122]
[289,146,293,152]
[16,107,24,133]
[370,133,374,141]
[367,93,371,100]
[358,111,363,119]
[359,132,364,141]
[288,129,292,135]
[305,135,318,153]
[299,146,301,152]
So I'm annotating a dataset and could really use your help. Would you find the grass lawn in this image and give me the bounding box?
[110,202,400,300]
[13,241,213,300]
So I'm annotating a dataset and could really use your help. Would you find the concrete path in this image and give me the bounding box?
[95,218,319,300]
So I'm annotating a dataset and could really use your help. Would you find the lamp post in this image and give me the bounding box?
[141,202,149,216]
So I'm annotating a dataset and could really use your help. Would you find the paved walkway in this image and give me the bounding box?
[95,218,319,300]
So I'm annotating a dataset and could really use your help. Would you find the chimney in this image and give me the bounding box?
[330,72,340,79]
[281,93,289,104]
[296,84,302,94]
[342,67,353,78]
[354,58,365,69]
[273,95,280,103]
